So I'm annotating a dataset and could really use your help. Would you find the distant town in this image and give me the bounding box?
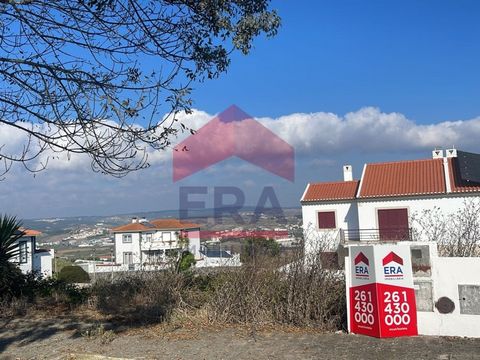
[24,208,303,264]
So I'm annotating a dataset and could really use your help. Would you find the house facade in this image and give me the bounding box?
[301,149,480,253]
[10,229,54,277]
[112,218,201,270]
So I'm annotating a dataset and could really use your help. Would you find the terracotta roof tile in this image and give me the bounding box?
[448,157,480,193]
[149,219,200,229]
[111,223,152,232]
[302,181,359,202]
[17,228,41,236]
[359,159,446,198]
[112,218,200,232]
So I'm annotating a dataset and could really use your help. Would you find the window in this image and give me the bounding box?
[145,250,163,264]
[318,211,336,229]
[145,233,152,242]
[123,252,133,265]
[19,241,28,263]
[377,208,409,241]
[162,232,172,242]
[122,234,132,243]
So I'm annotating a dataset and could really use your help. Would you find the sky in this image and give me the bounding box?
[2,0,480,219]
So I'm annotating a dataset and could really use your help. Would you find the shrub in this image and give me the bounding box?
[411,199,480,257]
[0,272,88,318]
[207,252,346,330]
[179,251,195,272]
[91,271,183,324]
[0,262,27,300]
[58,265,90,283]
[242,237,280,262]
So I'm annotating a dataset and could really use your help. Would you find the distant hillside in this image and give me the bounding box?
[23,206,302,240]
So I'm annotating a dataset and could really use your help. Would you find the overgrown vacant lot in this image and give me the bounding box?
[1,315,480,360]
[2,249,480,359]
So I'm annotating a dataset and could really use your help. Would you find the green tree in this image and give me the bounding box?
[242,236,280,261]
[0,214,23,265]
[0,214,26,298]
[57,265,90,283]
[0,0,280,177]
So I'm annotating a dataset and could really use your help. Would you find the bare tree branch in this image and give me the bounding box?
[0,0,280,177]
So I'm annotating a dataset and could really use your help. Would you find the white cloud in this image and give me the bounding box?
[4,106,478,174]
[3,106,480,218]
[257,107,480,154]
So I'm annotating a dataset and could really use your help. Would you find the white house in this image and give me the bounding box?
[10,228,54,277]
[301,149,480,253]
[112,217,201,271]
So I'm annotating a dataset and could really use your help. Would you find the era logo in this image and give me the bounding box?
[354,252,370,277]
[179,185,286,225]
[382,251,404,277]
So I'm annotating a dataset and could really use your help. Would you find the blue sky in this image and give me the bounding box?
[195,0,480,122]
[2,0,480,219]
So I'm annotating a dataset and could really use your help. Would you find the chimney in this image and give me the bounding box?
[432,149,444,159]
[139,217,147,223]
[446,148,457,158]
[131,217,138,223]
[343,165,353,181]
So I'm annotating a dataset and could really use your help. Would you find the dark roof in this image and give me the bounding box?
[449,157,480,193]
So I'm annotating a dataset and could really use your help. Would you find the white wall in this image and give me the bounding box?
[187,229,201,260]
[302,201,358,252]
[114,232,141,265]
[417,256,480,337]
[10,236,34,274]
[33,250,54,277]
[115,228,202,265]
[196,253,241,268]
[357,194,479,240]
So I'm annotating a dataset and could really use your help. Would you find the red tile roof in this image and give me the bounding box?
[111,223,152,232]
[149,219,200,229]
[448,157,480,193]
[302,181,359,202]
[112,219,200,232]
[19,228,41,236]
[303,152,480,202]
[359,159,446,198]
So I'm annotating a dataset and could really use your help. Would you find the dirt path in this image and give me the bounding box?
[1,316,480,359]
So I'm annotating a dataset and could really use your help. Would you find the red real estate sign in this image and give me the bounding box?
[349,245,418,338]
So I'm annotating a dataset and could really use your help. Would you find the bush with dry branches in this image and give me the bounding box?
[411,199,480,257]
[87,241,346,331]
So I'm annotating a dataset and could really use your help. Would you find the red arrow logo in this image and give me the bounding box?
[173,105,295,182]
[354,252,369,266]
[382,251,404,266]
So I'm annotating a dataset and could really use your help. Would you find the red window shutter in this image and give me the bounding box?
[318,211,336,229]
[378,208,409,241]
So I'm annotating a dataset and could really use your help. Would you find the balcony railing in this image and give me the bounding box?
[339,228,414,243]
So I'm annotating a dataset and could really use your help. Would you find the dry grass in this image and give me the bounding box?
[86,246,346,332]
[2,246,346,335]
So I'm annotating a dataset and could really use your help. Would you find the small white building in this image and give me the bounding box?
[196,244,242,268]
[301,149,480,252]
[112,217,201,271]
[10,228,54,277]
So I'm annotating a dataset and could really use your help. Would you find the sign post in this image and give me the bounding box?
[348,244,418,338]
